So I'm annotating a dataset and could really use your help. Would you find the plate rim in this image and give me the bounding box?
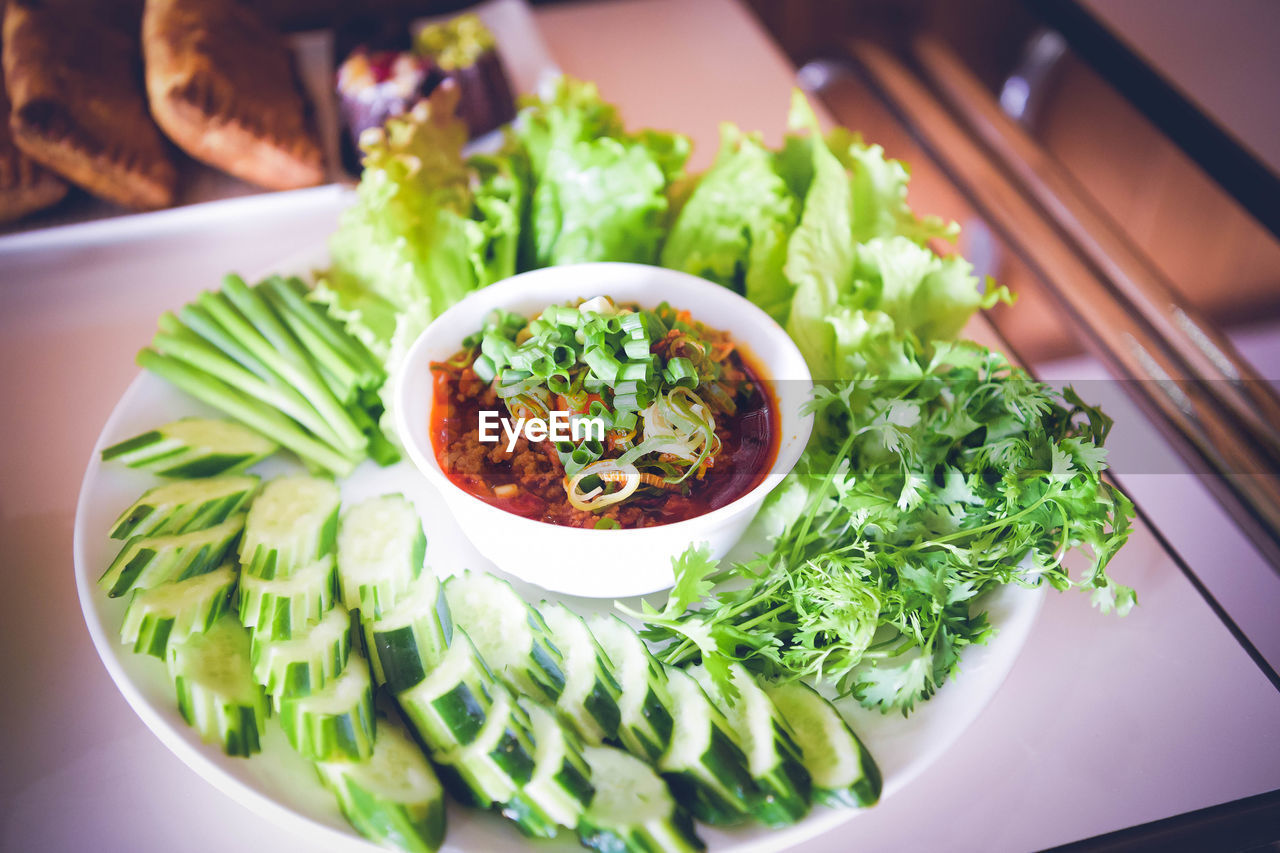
[72,245,1046,853]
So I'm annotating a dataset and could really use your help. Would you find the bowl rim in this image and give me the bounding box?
[395,261,814,539]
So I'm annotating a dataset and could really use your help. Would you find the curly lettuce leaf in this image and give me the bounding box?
[516,77,625,177]
[781,92,1009,378]
[826,127,957,245]
[516,76,689,267]
[532,137,670,265]
[318,86,480,356]
[661,124,799,321]
[314,85,522,445]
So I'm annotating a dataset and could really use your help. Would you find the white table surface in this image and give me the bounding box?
[2,1,1278,851]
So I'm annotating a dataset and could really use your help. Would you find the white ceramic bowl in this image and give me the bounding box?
[395,263,813,597]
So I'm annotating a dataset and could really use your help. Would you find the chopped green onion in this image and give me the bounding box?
[583,347,622,384]
[472,354,496,382]
[664,357,697,388]
[547,372,572,395]
[623,338,652,360]
[619,359,653,381]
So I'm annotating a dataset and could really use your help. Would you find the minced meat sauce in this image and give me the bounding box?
[429,351,778,529]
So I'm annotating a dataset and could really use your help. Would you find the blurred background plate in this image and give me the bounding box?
[0,0,558,253]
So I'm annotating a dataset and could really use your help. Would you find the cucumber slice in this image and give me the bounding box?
[279,652,376,761]
[587,615,674,763]
[120,563,237,658]
[99,512,245,598]
[316,723,446,853]
[240,476,340,579]
[691,665,811,827]
[578,746,704,853]
[167,614,269,757]
[432,687,536,810]
[336,495,425,619]
[396,632,499,750]
[445,572,565,704]
[363,571,451,692]
[109,475,259,540]
[763,680,882,808]
[101,417,278,478]
[238,554,339,641]
[658,668,754,826]
[541,603,621,746]
[518,701,595,832]
[250,605,352,698]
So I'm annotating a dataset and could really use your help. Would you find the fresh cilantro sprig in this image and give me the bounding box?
[631,338,1135,715]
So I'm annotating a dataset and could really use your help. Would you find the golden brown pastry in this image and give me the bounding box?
[142,0,324,191]
[0,61,66,225]
[2,0,177,210]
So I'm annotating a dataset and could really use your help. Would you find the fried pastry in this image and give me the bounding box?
[2,0,177,210]
[0,63,66,224]
[142,0,324,191]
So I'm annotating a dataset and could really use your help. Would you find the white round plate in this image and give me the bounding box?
[73,247,1044,853]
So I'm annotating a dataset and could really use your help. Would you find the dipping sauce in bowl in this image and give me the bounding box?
[428,298,779,529]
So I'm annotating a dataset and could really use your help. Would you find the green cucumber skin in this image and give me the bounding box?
[662,727,755,826]
[173,677,267,758]
[366,624,426,692]
[749,753,813,827]
[766,680,883,810]
[620,687,675,763]
[811,734,882,808]
[746,720,813,826]
[239,565,338,642]
[432,762,507,810]
[500,792,561,840]
[551,753,595,810]
[280,690,377,762]
[581,677,622,742]
[434,721,538,818]
[527,638,567,703]
[406,681,489,747]
[134,618,174,659]
[243,505,339,580]
[110,484,256,540]
[252,628,352,699]
[578,811,705,853]
[325,775,446,853]
[101,431,164,461]
[128,593,231,659]
[485,721,536,788]
[364,616,447,693]
[157,453,260,479]
[101,532,238,598]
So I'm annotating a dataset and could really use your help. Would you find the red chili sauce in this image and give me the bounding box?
[429,350,778,529]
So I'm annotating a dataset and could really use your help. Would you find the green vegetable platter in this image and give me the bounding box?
[74,77,1131,853]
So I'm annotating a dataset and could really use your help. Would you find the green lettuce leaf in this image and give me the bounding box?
[314,85,522,443]
[826,127,957,245]
[318,86,481,358]
[781,91,1009,378]
[661,124,799,321]
[532,137,669,265]
[515,77,689,267]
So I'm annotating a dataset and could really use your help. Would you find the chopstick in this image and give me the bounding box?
[910,35,1280,467]
[801,42,1280,570]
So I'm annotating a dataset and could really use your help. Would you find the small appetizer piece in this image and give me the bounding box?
[142,0,324,190]
[335,46,440,174]
[414,13,514,139]
[2,0,176,209]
